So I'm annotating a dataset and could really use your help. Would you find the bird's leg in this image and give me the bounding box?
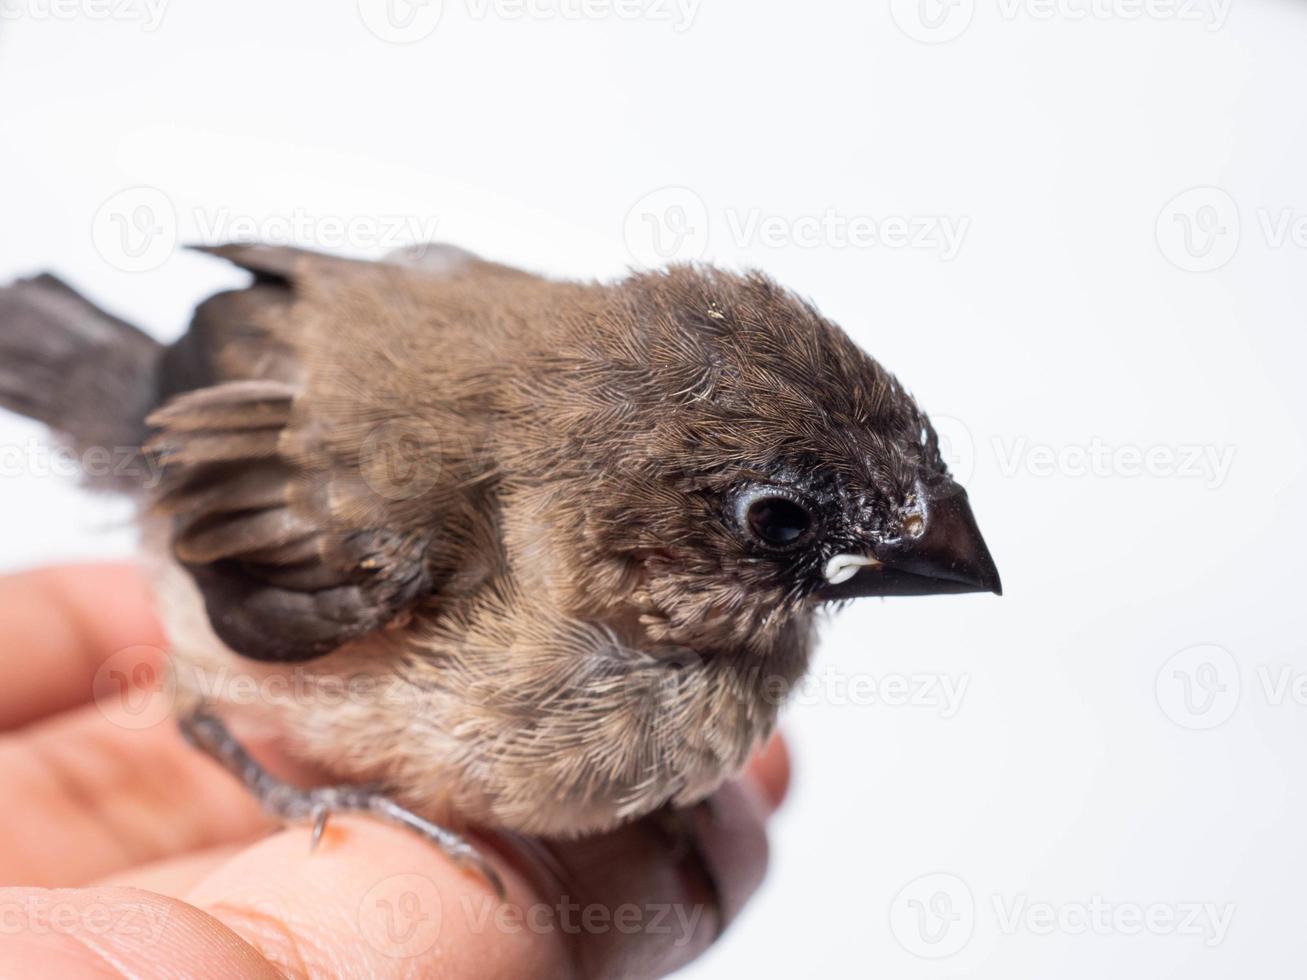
[177,707,505,898]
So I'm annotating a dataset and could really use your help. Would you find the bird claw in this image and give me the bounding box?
[179,707,505,899]
[309,805,330,852]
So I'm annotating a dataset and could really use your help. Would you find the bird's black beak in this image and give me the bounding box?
[818,483,1002,600]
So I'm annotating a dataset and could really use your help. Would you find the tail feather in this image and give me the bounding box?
[0,273,162,490]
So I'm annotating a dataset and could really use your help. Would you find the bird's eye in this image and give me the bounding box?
[743,494,813,548]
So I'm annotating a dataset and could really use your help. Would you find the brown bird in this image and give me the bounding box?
[0,243,1000,891]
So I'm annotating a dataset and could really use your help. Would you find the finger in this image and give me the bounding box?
[0,703,270,886]
[748,731,791,814]
[170,744,781,980]
[96,844,249,899]
[0,808,772,980]
[0,564,164,731]
[100,741,786,908]
[519,774,773,979]
[99,738,788,924]
[0,886,280,979]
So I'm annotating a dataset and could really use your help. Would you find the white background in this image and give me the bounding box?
[3,0,1307,976]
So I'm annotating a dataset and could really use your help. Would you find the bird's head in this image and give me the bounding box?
[502,265,1000,656]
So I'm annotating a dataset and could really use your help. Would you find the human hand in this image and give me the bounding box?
[0,564,787,979]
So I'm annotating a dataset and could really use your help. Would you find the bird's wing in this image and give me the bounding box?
[146,243,501,662]
[147,380,438,661]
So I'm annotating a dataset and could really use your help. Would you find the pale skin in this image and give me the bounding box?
[0,565,788,979]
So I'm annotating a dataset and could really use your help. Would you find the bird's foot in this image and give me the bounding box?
[178,707,505,898]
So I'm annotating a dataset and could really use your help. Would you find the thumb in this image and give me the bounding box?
[0,886,278,979]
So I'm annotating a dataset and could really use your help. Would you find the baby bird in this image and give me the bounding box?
[0,243,999,889]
